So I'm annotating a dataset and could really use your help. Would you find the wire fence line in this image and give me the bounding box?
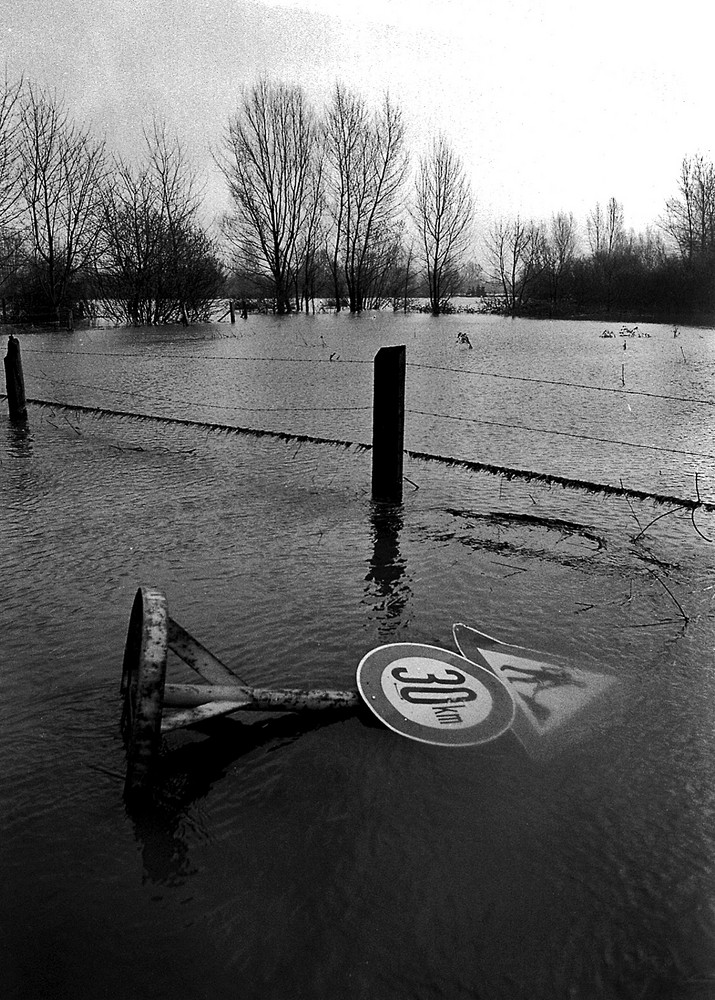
[28,371,371,413]
[5,393,714,513]
[406,362,715,408]
[407,409,715,462]
[21,370,715,462]
[18,346,715,407]
[20,348,373,366]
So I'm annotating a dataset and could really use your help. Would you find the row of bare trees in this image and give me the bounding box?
[485,176,715,320]
[220,79,714,321]
[0,77,223,325]
[219,80,474,316]
[1,71,712,325]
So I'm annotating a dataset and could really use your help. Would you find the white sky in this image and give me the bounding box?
[3,0,713,251]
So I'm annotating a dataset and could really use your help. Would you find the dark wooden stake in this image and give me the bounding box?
[229,300,236,324]
[371,345,406,503]
[4,335,27,423]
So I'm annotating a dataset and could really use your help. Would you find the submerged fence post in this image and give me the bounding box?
[4,335,27,424]
[372,345,406,503]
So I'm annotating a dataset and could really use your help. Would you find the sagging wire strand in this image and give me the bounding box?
[25,371,370,413]
[22,369,715,463]
[406,408,715,463]
[19,348,715,408]
[6,394,715,515]
[406,361,715,408]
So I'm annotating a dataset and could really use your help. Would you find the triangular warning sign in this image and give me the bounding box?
[453,624,617,757]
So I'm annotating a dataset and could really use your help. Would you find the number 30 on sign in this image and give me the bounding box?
[356,643,515,747]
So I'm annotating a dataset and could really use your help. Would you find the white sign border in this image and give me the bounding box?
[356,642,516,747]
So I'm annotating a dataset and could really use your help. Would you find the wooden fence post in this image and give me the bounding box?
[4,335,27,424]
[371,345,406,503]
[229,300,236,324]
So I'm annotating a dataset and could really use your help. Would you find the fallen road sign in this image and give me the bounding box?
[356,642,516,747]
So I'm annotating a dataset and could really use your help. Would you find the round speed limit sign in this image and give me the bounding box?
[356,643,515,747]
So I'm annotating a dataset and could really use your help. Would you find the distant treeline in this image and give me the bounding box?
[0,75,713,326]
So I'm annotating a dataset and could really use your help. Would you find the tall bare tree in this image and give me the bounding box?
[541,211,577,313]
[292,152,325,312]
[485,215,543,317]
[0,72,23,279]
[324,84,408,313]
[587,197,624,257]
[586,197,625,313]
[413,135,473,315]
[220,80,320,314]
[662,154,715,259]
[144,116,201,321]
[16,83,105,319]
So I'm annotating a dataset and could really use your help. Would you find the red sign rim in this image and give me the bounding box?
[356,642,516,747]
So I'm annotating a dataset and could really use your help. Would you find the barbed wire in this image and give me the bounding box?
[407,408,715,461]
[26,371,369,413]
[5,394,714,512]
[20,348,372,365]
[19,347,713,406]
[406,362,715,407]
[29,369,707,449]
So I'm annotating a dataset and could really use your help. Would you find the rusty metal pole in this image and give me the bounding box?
[371,345,406,503]
[121,587,169,799]
[4,335,28,424]
[163,683,360,712]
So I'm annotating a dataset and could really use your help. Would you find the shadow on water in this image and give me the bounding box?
[127,708,377,885]
[129,499,412,885]
[363,500,411,636]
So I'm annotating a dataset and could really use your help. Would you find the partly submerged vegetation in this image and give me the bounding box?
[0,74,713,326]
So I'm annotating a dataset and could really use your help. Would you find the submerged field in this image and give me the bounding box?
[2,313,714,999]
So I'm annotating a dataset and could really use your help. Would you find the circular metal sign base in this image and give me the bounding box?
[356,643,516,747]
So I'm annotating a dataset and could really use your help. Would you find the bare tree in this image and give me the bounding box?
[392,239,419,313]
[587,197,624,257]
[662,154,715,259]
[220,80,320,314]
[324,84,408,313]
[144,117,204,322]
[485,215,543,317]
[586,197,625,314]
[412,135,473,315]
[98,129,222,326]
[292,152,325,312]
[541,211,578,314]
[16,83,106,320]
[0,72,24,314]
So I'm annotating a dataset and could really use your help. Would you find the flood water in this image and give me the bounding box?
[2,313,714,999]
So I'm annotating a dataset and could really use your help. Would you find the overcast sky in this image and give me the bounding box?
[4,0,713,247]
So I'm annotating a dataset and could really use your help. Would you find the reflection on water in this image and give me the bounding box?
[5,420,33,457]
[364,501,411,636]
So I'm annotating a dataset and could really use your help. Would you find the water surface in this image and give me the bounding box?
[2,314,714,999]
